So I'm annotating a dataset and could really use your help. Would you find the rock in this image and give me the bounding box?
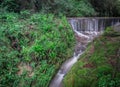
[112,23,120,32]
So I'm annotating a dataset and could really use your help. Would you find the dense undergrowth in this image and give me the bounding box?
[0,0,95,17]
[64,28,120,87]
[1,0,120,17]
[0,12,75,87]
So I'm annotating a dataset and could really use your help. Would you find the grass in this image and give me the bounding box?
[0,12,75,87]
[64,28,120,87]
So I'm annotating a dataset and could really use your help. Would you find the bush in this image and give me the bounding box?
[44,0,96,16]
[90,0,120,16]
[0,0,19,12]
[0,0,95,17]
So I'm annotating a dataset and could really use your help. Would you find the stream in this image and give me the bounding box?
[49,17,120,87]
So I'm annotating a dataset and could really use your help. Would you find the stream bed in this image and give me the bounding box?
[49,18,120,87]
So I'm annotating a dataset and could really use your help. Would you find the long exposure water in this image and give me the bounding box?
[49,17,120,87]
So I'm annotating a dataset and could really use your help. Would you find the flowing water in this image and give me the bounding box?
[49,17,120,87]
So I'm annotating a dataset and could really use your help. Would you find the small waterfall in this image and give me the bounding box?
[49,17,120,87]
[68,17,120,32]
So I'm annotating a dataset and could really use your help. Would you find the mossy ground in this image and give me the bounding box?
[64,28,120,87]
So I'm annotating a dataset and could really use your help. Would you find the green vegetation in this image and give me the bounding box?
[0,0,95,17]
[90,0,120,16]
[44,0,95,16]
[64,28,120,87]
[0,12,75,87]
[1,0,120,16]
[0,0,120,87]
[104,27,120,37]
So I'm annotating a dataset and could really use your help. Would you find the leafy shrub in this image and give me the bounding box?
[0,0,96,17]
[0,0,19,12]
[90,0,120,16]
[98,74,120,87]
[48,0,95,16]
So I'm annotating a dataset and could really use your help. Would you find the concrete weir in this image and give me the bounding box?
[68,17,120,32]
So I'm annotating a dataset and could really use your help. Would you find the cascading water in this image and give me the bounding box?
[49,17,120,87]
